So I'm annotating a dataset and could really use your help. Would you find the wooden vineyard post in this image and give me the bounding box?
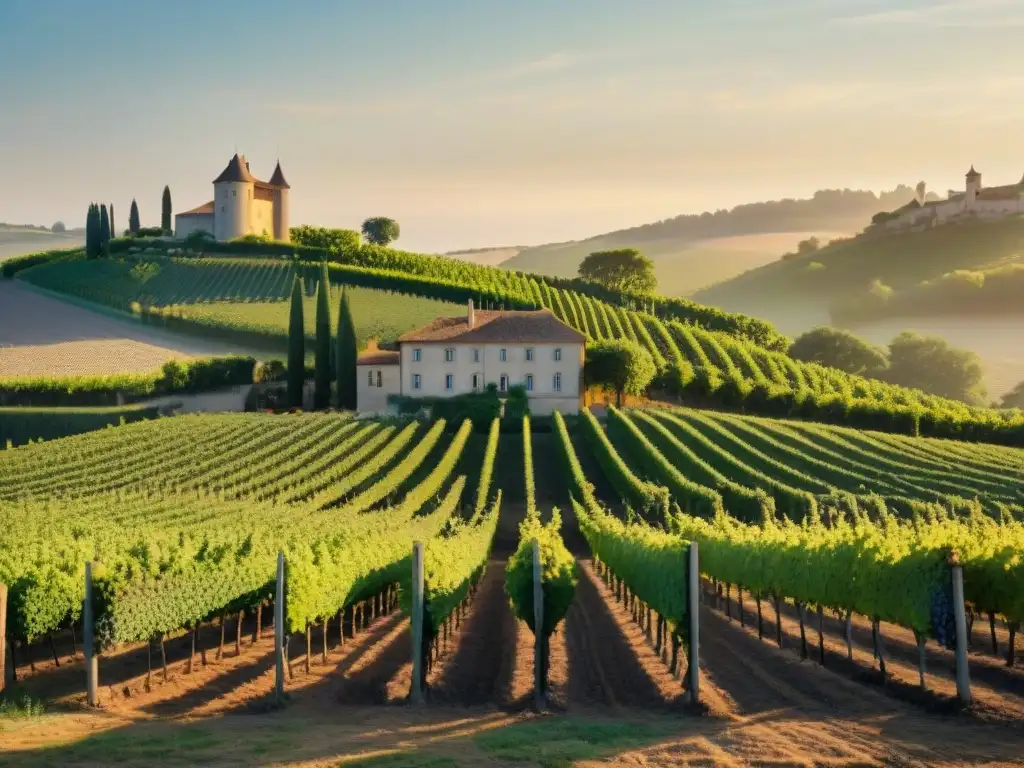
[950,555,972,705]
[274,551,285,706]
[0,583,7,694]
[532,538,544,712]
[83,562,99,707]
[687,541,700,706]
[410,541,425,705]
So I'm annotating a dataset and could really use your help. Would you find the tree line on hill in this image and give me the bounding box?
[83,186,173,258]
[579,186,926,247]
[788,326,998,407]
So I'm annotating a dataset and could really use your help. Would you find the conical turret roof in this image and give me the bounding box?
[213,153,257,184]
[966,165,981,178]
[268,161,290,189]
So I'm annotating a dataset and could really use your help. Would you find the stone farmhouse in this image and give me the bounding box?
[357,300,586,416]
[884,166,1024,230]
[175,154,291,242]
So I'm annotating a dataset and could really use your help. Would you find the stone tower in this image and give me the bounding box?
[269,161,291,242]
[212,153,256,241]
[965,165,982,210]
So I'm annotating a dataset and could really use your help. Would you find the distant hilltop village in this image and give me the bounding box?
[876,166,1024,231]
[175,153,291,242]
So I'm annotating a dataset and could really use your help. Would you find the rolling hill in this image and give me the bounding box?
[497,186,924,294]
[503,230,850,296]
[0,225,83,261]
[691,216,1024,400]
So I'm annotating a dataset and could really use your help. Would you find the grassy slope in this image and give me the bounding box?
[15,257,461,351]
[502,230,850,296]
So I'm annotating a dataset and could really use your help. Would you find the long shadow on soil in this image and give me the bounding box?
[564,561,678,711]
[709,588,1024,724]
[424,560,523,710]
[6,614,273,705]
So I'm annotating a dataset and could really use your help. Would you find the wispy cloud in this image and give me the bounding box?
[831,0,1024,27]
[263,48,635,118]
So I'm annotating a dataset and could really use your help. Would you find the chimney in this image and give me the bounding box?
[467,299,475,328]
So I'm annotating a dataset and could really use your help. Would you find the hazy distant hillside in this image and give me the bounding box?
[500,186,921,294]
[692,216,1024,400]
[695,217,1024,313]
[443,246,524,266]
[0,225,83,262]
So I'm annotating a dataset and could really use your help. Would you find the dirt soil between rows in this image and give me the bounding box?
[5,555,1024,766]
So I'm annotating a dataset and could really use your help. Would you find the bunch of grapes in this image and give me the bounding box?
[930,583,956,649]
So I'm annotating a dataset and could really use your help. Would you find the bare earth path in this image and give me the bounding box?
[0,280,265,376]
[4,557,1024,765]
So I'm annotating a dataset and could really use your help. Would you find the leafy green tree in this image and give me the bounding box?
[361,217,401,247]
[335,286,358,409]
[51,221,65,233]
[796,237,821,255]
[287,275,306,408]
[109,203,115,242]
[161,186,172,234]
[884,331,987,405]
[789,327,889,378]
[99,204,111,255]
[1001,380,1024,410]
[313,265,333,409]
[129,199,141,234]
[585,339,657,406]
[578,248,657,294]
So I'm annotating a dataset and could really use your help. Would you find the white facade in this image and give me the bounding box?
[357,361,401,415]
[355,304,585,416]
[174,213,215,240]
[399,341,583,415]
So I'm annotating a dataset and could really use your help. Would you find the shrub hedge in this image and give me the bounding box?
[1,247,84,278]
[662,379,1024,447]
[0,356,259,407]
[0,405,161,448]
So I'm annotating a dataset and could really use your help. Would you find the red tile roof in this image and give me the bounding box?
[398,309,585,344]
[357,349,400,366]
[268,161,290,189]
[213,153,258,184]
[177,201,215,216]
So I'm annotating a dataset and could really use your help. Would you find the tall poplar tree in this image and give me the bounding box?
[161,186,172,233]
[85,203,100,259]
[313,265,333,409]
[109,203,115,240]
[335,286,358,409]
[99,204,111,255]
[129,199,141,234]
[286,275,306,408]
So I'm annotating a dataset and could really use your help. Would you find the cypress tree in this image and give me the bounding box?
[335,286,358,409]
[85,203,99,259]
[109,203,115,241]
[129,199,141,234]
[287,275,306,408]
[161,186,172,233]
[99,204,111,255]
[313,265,332,409]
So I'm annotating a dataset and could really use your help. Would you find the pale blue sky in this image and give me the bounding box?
[1,0,1023,251]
